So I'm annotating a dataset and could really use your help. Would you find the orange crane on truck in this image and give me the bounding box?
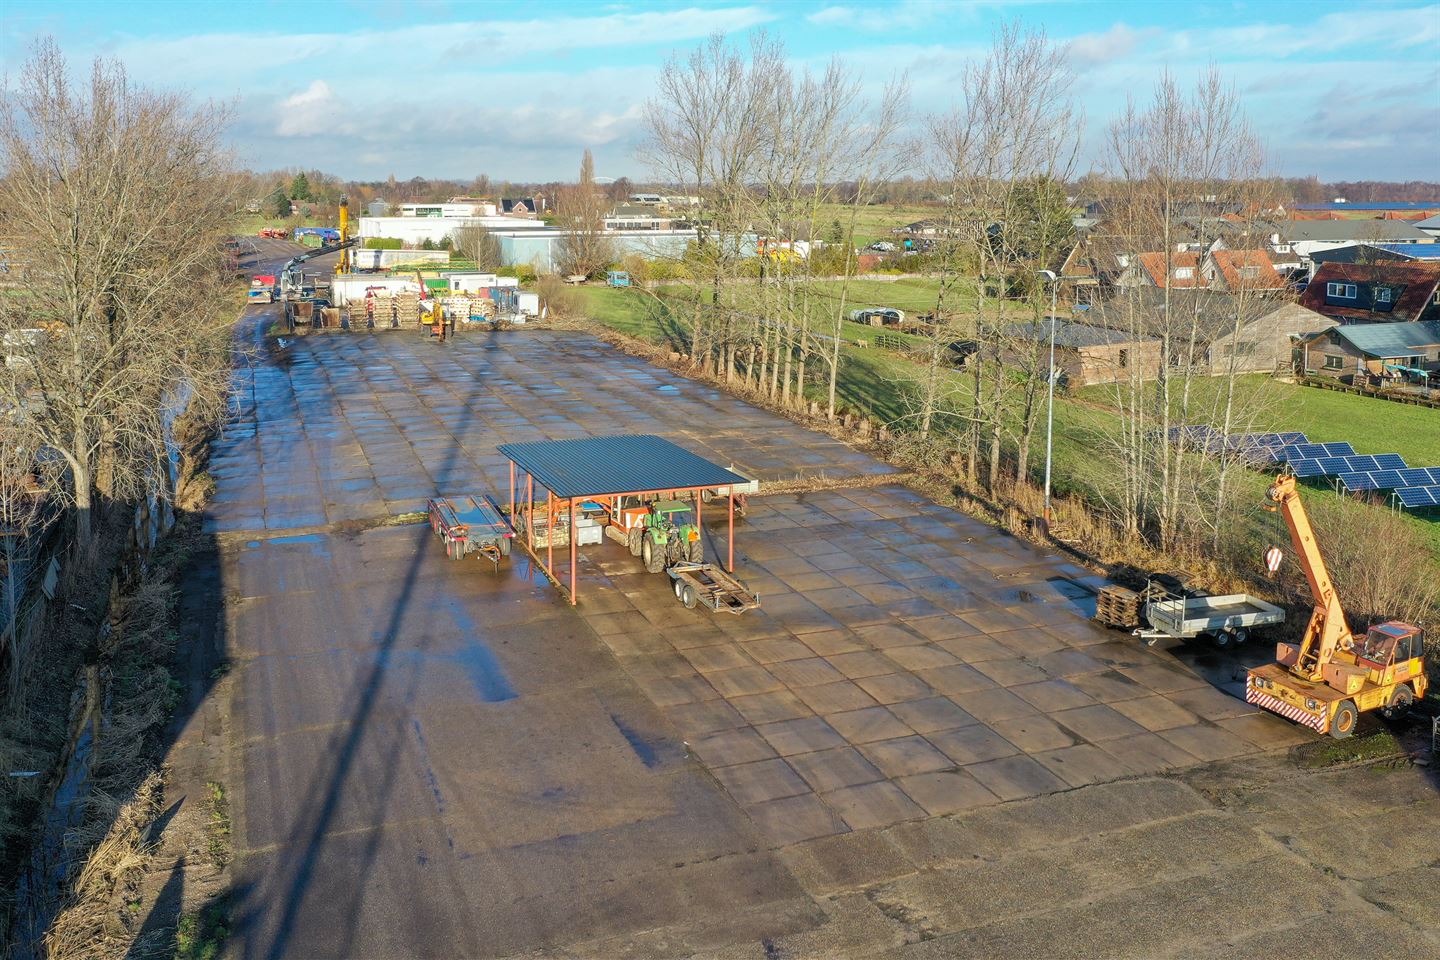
[1246,474,1428,738]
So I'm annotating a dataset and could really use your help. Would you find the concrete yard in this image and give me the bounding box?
[209,298,1440,959]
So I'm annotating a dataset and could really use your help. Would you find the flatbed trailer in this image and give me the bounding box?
[428,495,513,563]
[666,562,760,614]
[1135,593,1285,647]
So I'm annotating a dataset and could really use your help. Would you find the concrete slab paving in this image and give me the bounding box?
[211,318,1434,958]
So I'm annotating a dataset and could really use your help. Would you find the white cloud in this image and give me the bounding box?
[1065,24,1160,70]
[275,81,336,137]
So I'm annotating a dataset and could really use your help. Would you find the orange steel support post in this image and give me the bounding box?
[509,461,515,529]
[547,488,554,574]
[695,490,702,547]
[727,493,734,572]
[569,497,578,605]
[526,474,533,546]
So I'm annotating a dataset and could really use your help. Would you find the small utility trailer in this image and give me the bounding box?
[666,562,760,615]
[699,467,760,515]
[428,495,513,564]
[1135,592,1285,648]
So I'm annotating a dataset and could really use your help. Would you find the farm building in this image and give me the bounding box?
[1298,321,1440,380]
[1084,290,1333,375]
[1003,319,1160,386]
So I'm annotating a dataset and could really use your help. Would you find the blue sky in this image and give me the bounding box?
[4,1,1438,183]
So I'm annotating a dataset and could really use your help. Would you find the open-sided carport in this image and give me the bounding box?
[496,434,749,605]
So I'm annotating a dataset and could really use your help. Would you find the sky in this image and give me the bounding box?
[3,0,1438,185]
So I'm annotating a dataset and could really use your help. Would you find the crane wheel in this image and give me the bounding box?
[1329,701,1358,740]
[1381,685,1414,722]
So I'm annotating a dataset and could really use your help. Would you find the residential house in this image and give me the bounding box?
[1086,289,1334,375]
[501,197,545,215]
[1002,319,1160,386]
[1275,220,1434,262]
[1120,252,1206,289]
[1308,243,1419,269]
[1298,262,1440,324]
[1416,213,1440,239]
[1299,321,1440,380]
[1202,249,1287,292]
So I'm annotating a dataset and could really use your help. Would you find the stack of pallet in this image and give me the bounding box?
[1095,584,1144,628]
[396,292,420,330]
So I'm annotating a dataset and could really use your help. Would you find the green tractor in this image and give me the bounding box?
[626,499,704,573]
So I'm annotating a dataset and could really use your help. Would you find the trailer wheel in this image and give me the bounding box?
[1233,628,1249,645]
[627,527,642,557]
[701,488,715,504]
[1381,685,1413,721]
[673,577,684,600]
[1212,630,1232,649]
[642,537,665,574]
[1330,701,1358,739]
[682,585,698,609]
[500,536,511,557]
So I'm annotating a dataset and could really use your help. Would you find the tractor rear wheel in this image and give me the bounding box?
[643,536,665,574]
[1330,700,1359,739]
[686,538,703,563]
[627,527,642,557]
[1382,685,1414,721]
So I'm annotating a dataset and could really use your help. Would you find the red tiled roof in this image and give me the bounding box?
[1299,261,1440,320]
[1210,249,1286,290]
[1136,251,1203,288]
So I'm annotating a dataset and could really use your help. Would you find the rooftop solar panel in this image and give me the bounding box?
[1395,485,1440,509]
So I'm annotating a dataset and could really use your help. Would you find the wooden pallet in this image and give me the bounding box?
[1095,584,1143,628]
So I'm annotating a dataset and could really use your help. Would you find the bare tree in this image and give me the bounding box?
[918,22,1080,494]
[1100,67,1272,549]
[553,148,614,278]
[0,442,53,705]
[453,224,503,272]
[0,40,238,551]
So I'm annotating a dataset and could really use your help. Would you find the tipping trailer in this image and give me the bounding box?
[666,562,760,614]
[428,495,513,563]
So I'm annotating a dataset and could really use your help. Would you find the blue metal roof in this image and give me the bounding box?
[1375,243,1440,259]
[496,434,746,499]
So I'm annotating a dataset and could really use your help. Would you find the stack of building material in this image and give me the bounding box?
[1095,584,1144,629]
[396,292,420,329]
[320,307,341,329]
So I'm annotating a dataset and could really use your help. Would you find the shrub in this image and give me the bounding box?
[364,237,403,250]
[497,264,538,284]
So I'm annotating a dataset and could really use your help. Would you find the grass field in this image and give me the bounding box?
[815,202,940,246]
[578,284,1440,559]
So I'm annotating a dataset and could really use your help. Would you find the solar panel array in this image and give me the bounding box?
[1394,485,1440,509]
[1270,441,1356,462]
[1164,426,1433,513]
[1290,454,1403,478]
[1338,466,1440,492]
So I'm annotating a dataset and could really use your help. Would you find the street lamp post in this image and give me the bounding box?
[1037,270,1060,529]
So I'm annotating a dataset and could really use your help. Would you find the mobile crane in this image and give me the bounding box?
[1246,474,1428,738]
